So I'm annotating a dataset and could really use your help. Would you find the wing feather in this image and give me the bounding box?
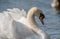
[7,8,27,20]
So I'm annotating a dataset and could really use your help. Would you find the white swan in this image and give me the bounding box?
[0,7,50,39]
[12,7,50,39]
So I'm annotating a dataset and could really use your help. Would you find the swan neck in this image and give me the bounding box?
[27,11,37,27]
[27,10,49,39]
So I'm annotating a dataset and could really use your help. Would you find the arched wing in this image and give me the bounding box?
[7,8,27,20]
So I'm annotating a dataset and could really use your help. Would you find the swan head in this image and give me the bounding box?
[34,8,45,25]
[39,13,45,25]
[28,7,45,25]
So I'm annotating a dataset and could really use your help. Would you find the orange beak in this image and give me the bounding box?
[39,16,44,25]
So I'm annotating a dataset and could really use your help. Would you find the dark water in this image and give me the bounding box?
[0,0,60,39]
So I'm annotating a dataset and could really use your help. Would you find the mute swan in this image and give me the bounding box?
[12,7,50,39]
[51,0,60,13]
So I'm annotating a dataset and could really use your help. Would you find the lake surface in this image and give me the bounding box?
[0,0,60,39]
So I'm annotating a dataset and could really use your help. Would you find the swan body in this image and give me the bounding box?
[0,7,50,39]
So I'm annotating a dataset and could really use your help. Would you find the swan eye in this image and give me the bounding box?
[39,13,45,19]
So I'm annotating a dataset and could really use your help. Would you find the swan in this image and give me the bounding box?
[12,7,50,39]
[51,0,60,12]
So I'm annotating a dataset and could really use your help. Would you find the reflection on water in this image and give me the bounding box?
[51,0,60,14]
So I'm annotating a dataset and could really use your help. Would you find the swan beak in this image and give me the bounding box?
[39,16,44,25]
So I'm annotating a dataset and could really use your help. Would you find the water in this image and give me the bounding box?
[0,0,60,39]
